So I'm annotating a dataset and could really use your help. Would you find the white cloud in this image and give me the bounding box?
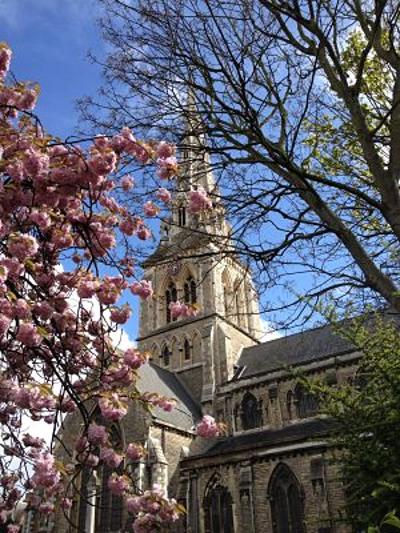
[259,318,282,342]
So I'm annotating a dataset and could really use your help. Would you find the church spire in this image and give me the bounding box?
[177,87,217,194]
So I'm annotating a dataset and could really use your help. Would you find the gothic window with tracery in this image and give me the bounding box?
[269,463,305,533]
[204,475,234,533]
[241,391,263,430]
[184,276,197,304]
[162,345,170,367]
[165,282,177,323]
[184,338,191,361]
[295,383,319,419]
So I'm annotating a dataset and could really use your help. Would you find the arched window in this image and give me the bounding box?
[165,282,177,323]
[268,463,305,533]
[241,392,263,430]
[295,383,319,419]
[178,206,186,226]
[184,338,191,361]
[204,475,234,533]
[162,345,170,367]
[184,276,197,304]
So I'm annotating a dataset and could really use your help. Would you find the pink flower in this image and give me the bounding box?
[88,149,117,176]
[99,394,128,421]
[77,280,99,299]
[121,175,135,191]
[23,148,49,181]
[22,434,44,449]
[126,495,142,514]
[100,447,123,469]
[130,280,153,300]
[143,201,160,217]
[137,226,152,240]
[188,187,213,213]
[18,88,38,111]
[0,314,11,338]
[8,234,39,260]
[126,443,145,461]
[196,415,220,438]
[169,301,198,320]
[123,348,147,369]
[0,45,12,79]
[31,452,61,490]
[156,141,175,159]
[16,323,42,347]
[107,473,130,496]
[87,423,108,446]
[30,209,51,230]
[61,498,72,511]
[14,299,31,319]
[109,305,131,324]
[156,187,172,204]
[157,156,178,180]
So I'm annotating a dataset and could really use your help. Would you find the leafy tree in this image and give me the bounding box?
[308,314,400,531]
[85,0,400,327]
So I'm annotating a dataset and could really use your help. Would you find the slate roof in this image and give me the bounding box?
[235,323,355,380]
[235,309,400,381]
[137,362,202,431]
[188,418,336,460]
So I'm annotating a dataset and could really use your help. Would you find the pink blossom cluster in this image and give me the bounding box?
[126,442,145,461]
[188,187,213,213]
[99,394,128,421]
[107,473,131,496]
[0,44,185,530]
[31,452,61,492]
[196,415,221,438]
[169,300,199,320]
[156,187,171,203]
[141,392,177,412]
[123,348,148,369]
[130,279,153,300]
[126,485,180,532]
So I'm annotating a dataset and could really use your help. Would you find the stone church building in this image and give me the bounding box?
[48,130,362,533]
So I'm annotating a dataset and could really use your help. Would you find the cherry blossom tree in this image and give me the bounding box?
[0,44,218,532]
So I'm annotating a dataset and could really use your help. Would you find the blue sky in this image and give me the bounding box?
[0,1,145,344]
[0,0,103,138]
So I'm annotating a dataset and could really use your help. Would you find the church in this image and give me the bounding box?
[48,126,360,533]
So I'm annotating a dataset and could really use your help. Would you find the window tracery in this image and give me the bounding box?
[295,383,319,419]
[184,338,191,361]
[268,463,305,533]
[161,345,170,367]
[240,391,263,430]
[203,474,234,533]
[165,282,177,323]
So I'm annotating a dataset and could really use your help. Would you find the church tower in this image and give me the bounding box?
[137,105,262,409]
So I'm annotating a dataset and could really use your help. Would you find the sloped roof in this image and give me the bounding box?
[188,418,336,460]
[235,310,400,381]
[235,323,355,380]
[137,362,202,431]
